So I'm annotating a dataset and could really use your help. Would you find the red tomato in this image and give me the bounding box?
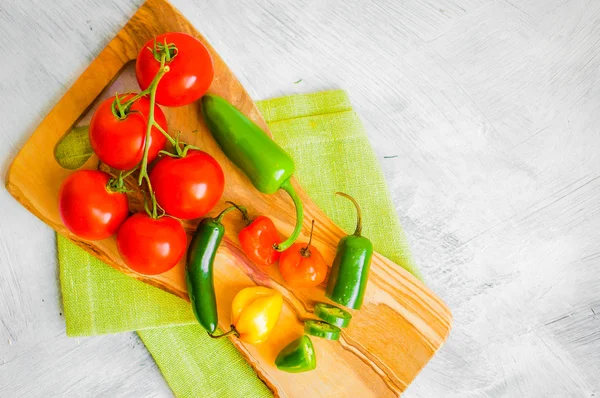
[117,213,187,275]
[136,32,214,107]
[89,94,168,170]
[279,243,328,288]
[238,216,282,267]
[149,150,225,220]
[58,170,129,240]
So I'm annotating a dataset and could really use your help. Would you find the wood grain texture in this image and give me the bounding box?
[1,0,600,397]
[3,0,451,397]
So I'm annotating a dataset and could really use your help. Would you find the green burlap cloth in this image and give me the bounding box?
[58,90,420,397]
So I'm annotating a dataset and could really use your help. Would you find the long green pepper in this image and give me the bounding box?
[201,94,303,252]
[186,204,247,334]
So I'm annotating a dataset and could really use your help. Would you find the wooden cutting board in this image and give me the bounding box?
[5,0,452,396]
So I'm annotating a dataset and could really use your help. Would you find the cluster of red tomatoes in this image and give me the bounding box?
[58,32,223,275]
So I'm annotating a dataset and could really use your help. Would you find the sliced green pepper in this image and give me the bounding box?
[275,335,317,373]
[186,204,247,335]
[304,320,341,341]
[314,302,352,328]
[201,94,303,252]
[326,192,373,310]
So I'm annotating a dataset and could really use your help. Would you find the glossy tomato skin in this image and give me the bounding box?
[279,243,328,288]
[58,170,129,240]
[89,94,168,170]
[117,213,187,275]
[136,32,214,107]
[150,150,225,220]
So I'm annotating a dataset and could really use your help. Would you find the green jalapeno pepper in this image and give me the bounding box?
[186,203,247,335]
[326,192,373,309]
[275,335,317,373]
[201,94,303,252]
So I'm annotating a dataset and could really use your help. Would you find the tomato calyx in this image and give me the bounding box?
[106,169,136,194]
[110,92,149,121]
[300,220,315,258]
[148,38,179,63]
[111,93,130,120]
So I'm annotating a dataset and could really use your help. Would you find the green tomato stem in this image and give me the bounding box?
[152,121,176,146]
[120,90,151,112]
[121,167,138,179]
[112,93,128,120]
[137,52,170,218]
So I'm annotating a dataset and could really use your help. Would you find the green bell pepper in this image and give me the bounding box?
[201,94,303,252]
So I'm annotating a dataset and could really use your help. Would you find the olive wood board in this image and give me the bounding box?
[5,0,452,396]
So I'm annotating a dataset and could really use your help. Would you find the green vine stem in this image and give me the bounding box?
[137,51,169,217]
[105,39,187,218]
[153,122,176,146]
[121,48,170,218]
[93,39,180,217]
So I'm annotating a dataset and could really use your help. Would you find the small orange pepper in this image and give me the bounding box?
[279,220,328,288]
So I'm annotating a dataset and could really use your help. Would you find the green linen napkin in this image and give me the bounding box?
[58,89,420,398]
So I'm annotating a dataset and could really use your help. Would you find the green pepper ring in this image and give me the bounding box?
[314,302,352,328]
[304,319,341,341]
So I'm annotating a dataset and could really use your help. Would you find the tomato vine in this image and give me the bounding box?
[109,42,182,219]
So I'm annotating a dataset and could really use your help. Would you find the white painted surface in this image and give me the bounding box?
[1,0,599,396]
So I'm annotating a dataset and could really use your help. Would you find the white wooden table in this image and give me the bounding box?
[1,0,599,396]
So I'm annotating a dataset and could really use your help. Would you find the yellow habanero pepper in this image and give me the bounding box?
[230,286,283,345]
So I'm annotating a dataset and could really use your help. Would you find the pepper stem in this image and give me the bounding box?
[214,202,248,224]
[209,325,239,339]
[225,201,250,224]
[300,220,315,257]
[275,179,304,252]
[335,192,362,236]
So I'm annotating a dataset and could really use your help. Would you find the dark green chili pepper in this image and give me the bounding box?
[201,94,303,252]
[326,192,373,309]
[186,203,247,334]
